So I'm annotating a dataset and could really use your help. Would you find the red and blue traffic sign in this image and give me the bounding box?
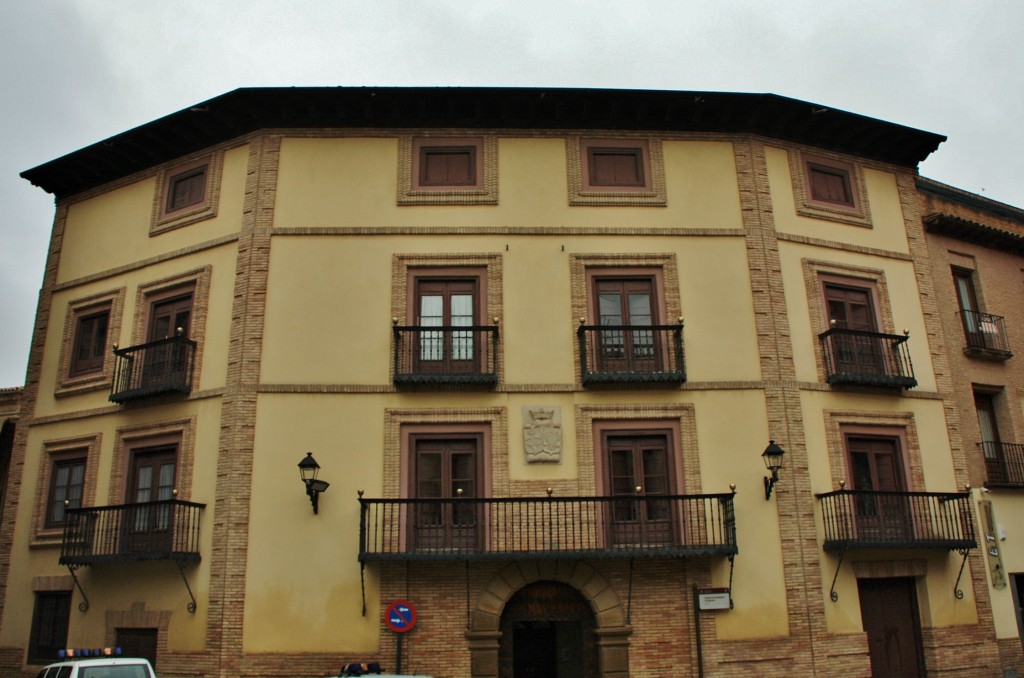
[384,599,417,633]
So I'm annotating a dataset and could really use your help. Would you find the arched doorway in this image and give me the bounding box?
[498,581,597,678]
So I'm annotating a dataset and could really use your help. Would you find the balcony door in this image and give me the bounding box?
[413,436,479,551]
[125,446,177,555]
[415,278,478,375]
[144,292,194,386]
[847,436,910,542]
[976,392,1007,484]
[594,277,659,373]
[825,283,883,376]
[605,433,674,547]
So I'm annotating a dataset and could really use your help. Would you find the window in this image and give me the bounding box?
[69,307,109,377]
[789,151,871,226]
[420,145,477,187]
[148,291,193,341]
[976,391,1013,485]
[825,282,877,332]
[592,276,658,373]
[845,434,911,542]
[414,276,479,374]
[603,431,675,546]
[807,162,854,207]
[166,166,207,212]
[57,290,124,395]
[410,434,481,551]
[567,138,666,206]
[398,136,497,205]
[27,591,71,664]
[124,444,178,555]
[822,280,887,378]
[45,456,86,528]
[151,154,221,234]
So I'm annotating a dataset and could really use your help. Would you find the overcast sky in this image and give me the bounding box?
[2,0,1022,387]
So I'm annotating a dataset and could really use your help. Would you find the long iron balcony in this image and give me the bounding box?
[961,310,1012,359]
[819,327,916,389]
[578,324,686,385]
[816,490,975,551]
[358,493,736,562]
[59,500,205,565]
[392,325,499,386]
[979,441,1024,488]
[109,333,196,403]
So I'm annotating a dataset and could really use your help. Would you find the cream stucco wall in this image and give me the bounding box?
[1,397,222,652]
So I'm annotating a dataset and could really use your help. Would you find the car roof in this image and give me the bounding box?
[44,657,152,667]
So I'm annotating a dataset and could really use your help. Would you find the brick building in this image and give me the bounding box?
[918,178,1024,673]
[0,87,1014,676]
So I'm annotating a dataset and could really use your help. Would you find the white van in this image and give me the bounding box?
[35,657,156,678]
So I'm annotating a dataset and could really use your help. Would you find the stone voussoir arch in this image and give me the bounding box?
[466,561,632,678]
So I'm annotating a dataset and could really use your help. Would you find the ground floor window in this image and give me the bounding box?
[27,591,71,664]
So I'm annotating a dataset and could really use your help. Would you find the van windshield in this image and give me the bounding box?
[80,667,150,678]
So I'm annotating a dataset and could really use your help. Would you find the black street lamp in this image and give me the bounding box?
[762,440,785,501]
[298,452,330,514]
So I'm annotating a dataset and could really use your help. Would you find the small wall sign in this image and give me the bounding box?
[384,599,418,633]
[697,588,731,611]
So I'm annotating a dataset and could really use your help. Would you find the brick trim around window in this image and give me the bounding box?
[788,150,872,227]
[151,152,223,235]
[822,412,925,492]
[567,137,666,206]
[31,434,101,546]
[397,136,498,205]
[109,418,196,504]
[55,288,126,397]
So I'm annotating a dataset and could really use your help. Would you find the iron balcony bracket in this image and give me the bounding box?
[828,548,847,602]
[360,562,367,617]
[66,564,90,612]
[727,554,736,608]
[626,558,635,624]
[176,560,198,613]
[954,548,971,600]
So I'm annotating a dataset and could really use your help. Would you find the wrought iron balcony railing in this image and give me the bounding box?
[979,441,1024,488]
[578,324,685,385]
[816,490,975,551]
[392,325,499,386]
[359,493,736,562]
[961,310,1012,359]
[59,500,205,565]
[109,334,196,403]
[819,327,916,389]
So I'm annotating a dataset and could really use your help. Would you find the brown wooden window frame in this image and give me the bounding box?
[27,591,71,664]
[151,153,222,235]
[33,435,100,545]
[44,454,87,529]
[567,137,667,206]
[584,267,672,375]
[806,161,855,208]
[789,150,871,227]
[417,143,480,188]
[399,136,496,205]
[68,306,110,377]
[56,289,125,396]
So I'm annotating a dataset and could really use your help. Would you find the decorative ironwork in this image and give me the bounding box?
[60,500,205,565]
[815,489,975,551]
[578,324,685,385]
[110,334,196,403]
[979,441,1024,487]
[392,325,499,385]
[819,327,916,389]
[961,310,1012,359]
[65,564,90,612]
[358,493,736,562]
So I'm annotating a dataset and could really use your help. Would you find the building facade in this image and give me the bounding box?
[919,178,1024,672]
[0,87,1014,676]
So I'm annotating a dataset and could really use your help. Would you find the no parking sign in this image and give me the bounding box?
[384,599,417,633]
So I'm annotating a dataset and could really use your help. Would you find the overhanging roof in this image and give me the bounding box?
[22,87,946,199]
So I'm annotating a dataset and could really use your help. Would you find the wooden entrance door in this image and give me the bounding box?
[858,578,925,677]
[116,627,158,668]
[499,582,596,678]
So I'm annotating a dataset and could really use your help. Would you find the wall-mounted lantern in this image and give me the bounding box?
[762,440,785,501]
[298,452,330,514]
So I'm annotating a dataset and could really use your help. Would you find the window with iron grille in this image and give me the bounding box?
[27,591,71,664]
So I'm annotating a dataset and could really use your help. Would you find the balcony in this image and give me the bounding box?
[961,310,1012,360]
[358,493,736,562]
[816,490,975,552]
[819,327,916,389]
[59,500,205,566]
[109,334,196,403]
[578,324,685,386]
[392,325,499,386]
[980,441,1024,488]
